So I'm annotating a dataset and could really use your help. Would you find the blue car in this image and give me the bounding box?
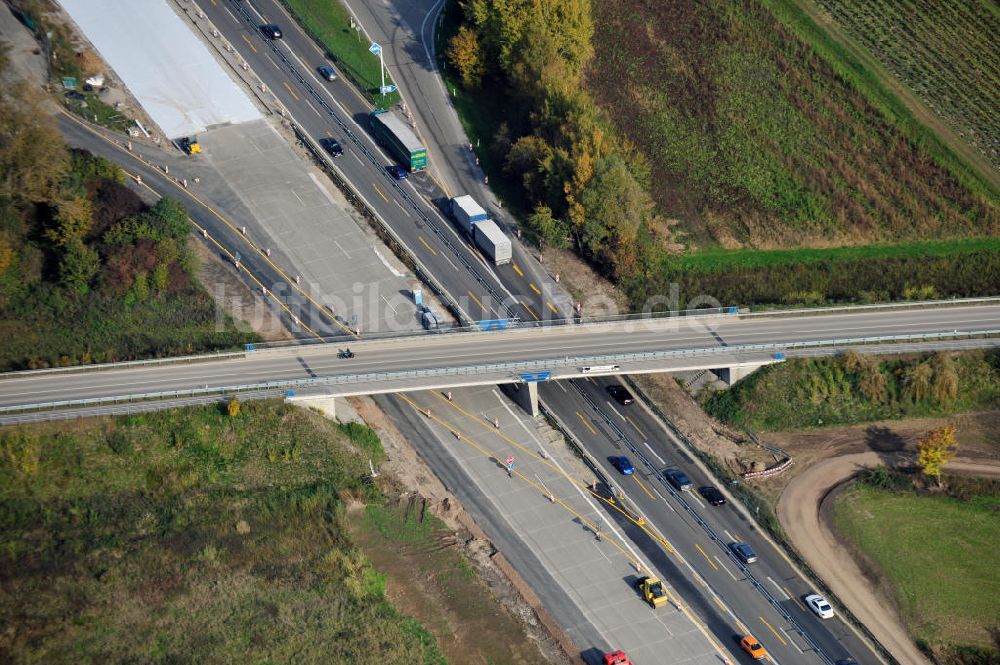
[610,456,635,475]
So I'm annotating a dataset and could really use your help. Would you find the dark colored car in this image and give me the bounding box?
[663,468,692,491]
[610,456,635,475]
[729,541,758,564]
[835,660,859,665]
[606,384,635,406]
[261,24,282,39]
[319,137,343,157]
[698,486,726,506]
[318,65,337,81]
[387,164,408,180]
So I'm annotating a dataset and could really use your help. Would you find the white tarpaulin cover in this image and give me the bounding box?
[60,0,261,138]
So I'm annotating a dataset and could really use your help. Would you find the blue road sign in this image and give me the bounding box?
[726,306,738,314]
[478,318,510,331]
[520,371,552,382]
[369,42,382,55]
[380,84,398,94]
[245,343,255,351]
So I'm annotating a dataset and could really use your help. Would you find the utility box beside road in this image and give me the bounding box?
[449,195,488,234]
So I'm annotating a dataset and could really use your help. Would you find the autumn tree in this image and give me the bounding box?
[447,26,485,88]
[916,425,958,484]
[47,195,93,247]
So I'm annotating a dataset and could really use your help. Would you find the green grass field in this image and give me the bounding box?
[0,402,446,664]
[280,0,401,107]
[833,483,1000,660]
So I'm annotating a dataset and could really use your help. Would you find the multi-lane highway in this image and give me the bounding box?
[544,375,873,663]
[31,2,1000,664]
[194,0,569,324]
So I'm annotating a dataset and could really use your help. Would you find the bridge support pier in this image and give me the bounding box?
[507,381,539,417]
[711,363,768,386]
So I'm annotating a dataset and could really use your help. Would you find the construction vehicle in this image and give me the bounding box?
[178,136,202,155]
[635,575,668,608]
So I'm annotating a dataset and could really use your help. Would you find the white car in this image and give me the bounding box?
[805,593,835,619]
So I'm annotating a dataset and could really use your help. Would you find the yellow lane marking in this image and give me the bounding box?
[714,597,727,612]
[695,543,719,571]
[427,171,451,198]
[633,475,655,499]
[55,109,357,338]
[626,415,647,439]
[467,290,487,313]
[512,262,523,277]
[760,616,787,645]
[372,183,389,202]
[282,81,300,101]
[529,282,541,295]
[522,302,539,320]
[786,587,806,612]
[575,411,597,435]
[124,169,323,340]
[418,235,438,255]
[402,390,736,665]
[426,390,682,561]
[395,394,640,568]
[241,33,258,54]
[547,302,558,314]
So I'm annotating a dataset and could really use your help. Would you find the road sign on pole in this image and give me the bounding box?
[506,456,514,466]
[380,84,397,94]
[368,42,381,55]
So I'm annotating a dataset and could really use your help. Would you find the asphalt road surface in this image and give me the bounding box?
[2,303,997,411]
[542,375,876,663]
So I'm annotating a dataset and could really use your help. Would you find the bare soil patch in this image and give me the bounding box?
[755,410,1000,506]
[346,396,573,665]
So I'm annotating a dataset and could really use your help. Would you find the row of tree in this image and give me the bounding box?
[447,0,662,279]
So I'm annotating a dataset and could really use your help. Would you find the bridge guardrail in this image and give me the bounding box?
[3,329,998,415]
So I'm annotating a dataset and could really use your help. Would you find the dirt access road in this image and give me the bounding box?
[778,452,1000,665]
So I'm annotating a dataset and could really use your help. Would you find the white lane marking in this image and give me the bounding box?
[373,247,405,277]
[652,485,675,512]
[380,294,399,315]
[687,491,705,509]
[309,172,339,206]
[555,380,567,392]
[351,150,364,166]
[768,577,790,600]
[641,439,665,465]
[304,97,323,119]
[393,197,412,217]
[724,530,736,543]
[607,401,627,423]
[592,540,612,564]
[334,241,351,259]
[781,627,804,653]
[494,393,649,569]
[715,556,738,581]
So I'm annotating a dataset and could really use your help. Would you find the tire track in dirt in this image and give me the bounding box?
[778,452,1000,665]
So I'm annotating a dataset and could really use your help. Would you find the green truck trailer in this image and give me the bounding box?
[369,109,427,172]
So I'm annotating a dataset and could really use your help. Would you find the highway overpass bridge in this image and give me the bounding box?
[1,300,998,423]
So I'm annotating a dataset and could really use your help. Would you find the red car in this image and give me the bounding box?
[603,651,632,665]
